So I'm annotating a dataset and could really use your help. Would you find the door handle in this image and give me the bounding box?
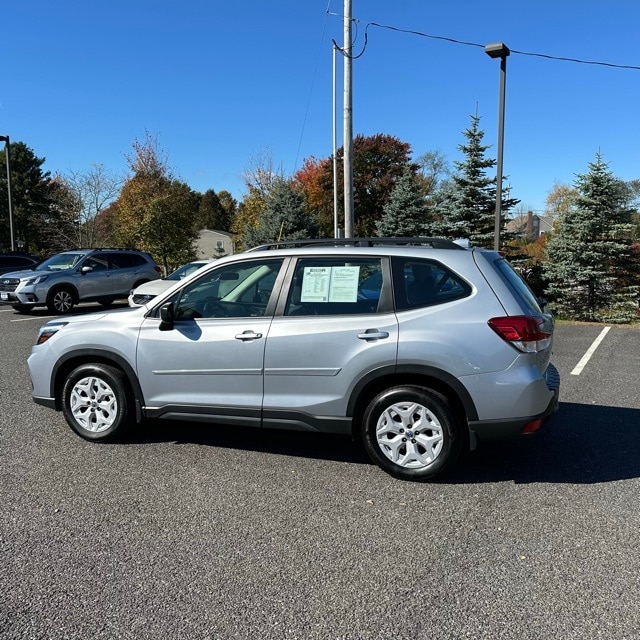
[357,329,389,341]
[235,331,263,341]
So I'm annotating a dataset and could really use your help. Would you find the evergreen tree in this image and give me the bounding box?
[435,113,518,248]
[0,141,64,255]
[544,152,639,323]
[376,166,430,237]
[244,177,317,248]
[198,189,234,231]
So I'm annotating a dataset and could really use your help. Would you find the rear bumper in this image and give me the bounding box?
[469,363,560,443]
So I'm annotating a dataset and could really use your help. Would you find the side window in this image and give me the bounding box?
[2,256,31,269]
[110,253,145,269]
[173,259,284,319]
[83,254,109,272]
[394,258,471,310]
[284,257,384,316]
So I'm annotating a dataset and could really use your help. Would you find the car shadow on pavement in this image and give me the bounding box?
[131,419,370,465]
[453,401,640,485]
[128,401,640,483]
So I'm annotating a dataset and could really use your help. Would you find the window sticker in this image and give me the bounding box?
[300,266,360,303]
[301,266,331,302]
[328,266,360,302]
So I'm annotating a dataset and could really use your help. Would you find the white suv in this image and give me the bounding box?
[27,238,559,481]
[1,248,161,314]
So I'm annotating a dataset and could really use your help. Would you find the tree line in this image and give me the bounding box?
[1,120,638,322]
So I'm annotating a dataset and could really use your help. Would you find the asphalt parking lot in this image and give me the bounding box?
[1,304,639,640]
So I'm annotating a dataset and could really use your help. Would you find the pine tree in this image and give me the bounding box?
[544,152,639,323]
[435,113,518,248]
[244,177,318,248]
[376,166,430,237]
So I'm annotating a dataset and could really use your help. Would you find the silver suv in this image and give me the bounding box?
[1,248,161,314]
[27,238,559,481]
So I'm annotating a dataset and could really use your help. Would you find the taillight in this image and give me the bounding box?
[154,265,162,273]
[488,315,552,353]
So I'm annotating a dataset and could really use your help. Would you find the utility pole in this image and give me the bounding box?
[343,0,354,238]
[332,43,339,239]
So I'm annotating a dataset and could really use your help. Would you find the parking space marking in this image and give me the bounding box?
[11,315,56,322]
[570,326,611,375]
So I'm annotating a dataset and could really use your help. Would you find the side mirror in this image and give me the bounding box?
[159,302,175,331]
[80,266,93,274]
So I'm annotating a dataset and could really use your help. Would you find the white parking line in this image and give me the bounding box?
[11,315,56,322]
[570,326,611,376]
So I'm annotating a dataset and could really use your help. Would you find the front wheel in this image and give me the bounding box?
[362,385,461,481]
[47,287,75,314]
[61,363,133,442]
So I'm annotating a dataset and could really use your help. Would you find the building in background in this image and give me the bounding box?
[195,229,235,258]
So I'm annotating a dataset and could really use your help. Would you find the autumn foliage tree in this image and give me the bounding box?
[114,133,199,273]
[295,134,415,237]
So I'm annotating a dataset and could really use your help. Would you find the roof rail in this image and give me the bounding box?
[245,237,468,252]
[71,247,141,252]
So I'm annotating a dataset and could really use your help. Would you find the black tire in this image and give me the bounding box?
[47,287,76,314]
[12,304,32,313]
[61,363,133,442]
[361,385,461,481]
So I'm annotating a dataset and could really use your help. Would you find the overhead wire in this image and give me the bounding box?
[330,17,640,71]
[293,0,333,173]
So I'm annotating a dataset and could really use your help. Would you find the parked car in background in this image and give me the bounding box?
[1,248,161,314]
[0,252,41,276]
[27,237,559,481]
[128,259,214,307]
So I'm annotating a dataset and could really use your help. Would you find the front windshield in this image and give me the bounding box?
[166,262,205,281]
[35,253,85,272]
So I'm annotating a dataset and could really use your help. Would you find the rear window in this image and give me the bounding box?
[393,257,471,310]
[494,258,542,313]
[109,253,147,268]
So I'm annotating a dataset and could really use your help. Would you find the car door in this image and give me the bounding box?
[262,256,399,432]
[135,258,286,424]
[76,253,113,299]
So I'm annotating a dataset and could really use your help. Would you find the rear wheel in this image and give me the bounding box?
[47,287,76,314]
[61,363,133,442]
[362,385,461,481]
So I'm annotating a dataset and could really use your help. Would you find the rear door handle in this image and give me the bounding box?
[357,329,389,341]
[235,331,263,341]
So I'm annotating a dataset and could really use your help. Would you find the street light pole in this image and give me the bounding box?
[0,135,15,251]
[484,42,510,252]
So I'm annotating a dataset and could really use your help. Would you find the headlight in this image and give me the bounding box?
[25,275,49,285]
[35,321,69,345]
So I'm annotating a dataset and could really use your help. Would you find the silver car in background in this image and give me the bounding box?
[27,238,559,481]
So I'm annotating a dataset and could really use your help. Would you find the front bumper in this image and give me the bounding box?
[0,289,38,306]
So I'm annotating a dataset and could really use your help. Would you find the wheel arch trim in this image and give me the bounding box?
[347,364,478,422]
[50,349,144,418]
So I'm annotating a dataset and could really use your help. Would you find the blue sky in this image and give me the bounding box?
[3,1,639,215]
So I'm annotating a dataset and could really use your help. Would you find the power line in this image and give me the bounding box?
[294,1,333,173]
[335,17,640,71]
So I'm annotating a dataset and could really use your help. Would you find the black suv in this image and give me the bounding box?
[0,252,41,276]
